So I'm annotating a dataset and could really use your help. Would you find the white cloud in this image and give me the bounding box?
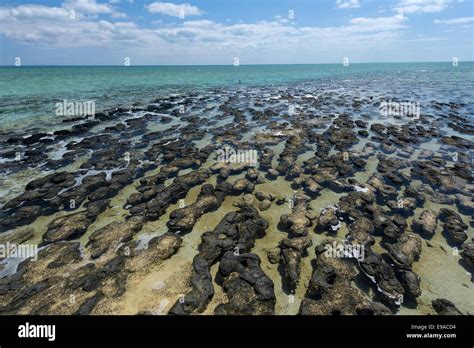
[0,3,410,51]
[63,0,115,14]
[0,0,472,66]
[336,0,361,9]
[146,2,203,17]
[5,2,470,65]
[348,13,407,32]
[0,1,127,24]
[0,4,70,21]
[434,16,474,24]
[111,12,127,18]
[395,0,452,14]
[0,1,472,65]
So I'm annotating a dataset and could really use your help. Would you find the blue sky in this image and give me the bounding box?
[0,0,473,65]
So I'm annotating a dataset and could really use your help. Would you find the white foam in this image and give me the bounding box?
[331,221,342,231]
[135,233,158,251]
[57,165,128,196]
[0,245,45,279]
[0,157,16,164]
[163,138,179,146]
[354,185,369,193]
[359,262,404,306]
[49,141,69,160]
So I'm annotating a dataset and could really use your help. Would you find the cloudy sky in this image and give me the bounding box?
[0,0,473,65]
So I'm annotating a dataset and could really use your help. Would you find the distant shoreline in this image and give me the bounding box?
[1,61,474,68]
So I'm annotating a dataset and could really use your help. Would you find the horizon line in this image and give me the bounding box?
[1,60,473,67]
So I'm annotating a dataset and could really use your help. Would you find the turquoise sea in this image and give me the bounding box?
[1,62,473,132]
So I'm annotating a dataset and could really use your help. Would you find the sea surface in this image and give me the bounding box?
[1,62,473,132]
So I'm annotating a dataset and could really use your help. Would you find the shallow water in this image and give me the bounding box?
[0,63,473,315]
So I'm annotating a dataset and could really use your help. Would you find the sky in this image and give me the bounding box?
[0,0,473,65]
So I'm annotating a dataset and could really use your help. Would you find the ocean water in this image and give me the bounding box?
[0,62,473,315]
[1,62,473,132]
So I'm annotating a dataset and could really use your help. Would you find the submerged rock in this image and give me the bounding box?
[347,217,375,247]
[169,206,268,315]
[43,211,91,244]
[359,249,405,306]
[214,252,275,315]
[263,247,280,264]
[75,291,105,315]
[129,169,211,221]
[316,206,340,233]
[126,232,182,272]
[397,270,422,300]
[412,210,438,238]
[254,191,275,202]
[367,174,397,199]
[0,227,34,246]
[432,298,463,315]
[167,184,220,232]
[279,236,312,289]
[371,212,405,240]
[384,233,422,269]
[461,239,474,270]
[87,216,143,259]
[456,194,474,214]
[387,197,417,216]
[258,199,272,211]
[300,243,390,315]
[279,192,312,237]
[438,208,468,245]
